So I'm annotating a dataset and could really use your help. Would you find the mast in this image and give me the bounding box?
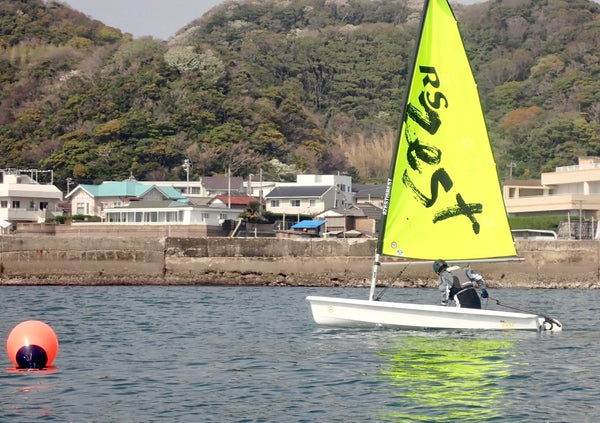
[369,0,431,301]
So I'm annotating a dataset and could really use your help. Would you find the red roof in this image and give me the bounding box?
[210,195,263,207]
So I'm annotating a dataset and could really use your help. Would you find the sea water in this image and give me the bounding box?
[0,286,597,422]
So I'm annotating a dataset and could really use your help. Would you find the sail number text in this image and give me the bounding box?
[402,65,482,234]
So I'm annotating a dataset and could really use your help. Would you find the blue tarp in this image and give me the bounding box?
[291,220,326,229]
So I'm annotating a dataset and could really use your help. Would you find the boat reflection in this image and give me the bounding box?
[377,334,515,422]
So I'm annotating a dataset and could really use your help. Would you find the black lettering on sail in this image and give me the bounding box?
[405,66,448,135]
[402,168,452,208]
[433,193,482,234]
[405,127,441,172]
[407,93,442,135]
[419,66,440,88]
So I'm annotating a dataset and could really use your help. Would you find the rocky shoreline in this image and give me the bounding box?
[1,261,598,289]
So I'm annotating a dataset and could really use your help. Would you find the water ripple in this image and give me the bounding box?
[0,286,597,422]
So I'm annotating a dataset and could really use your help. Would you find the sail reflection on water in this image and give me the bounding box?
[377,335,515,422]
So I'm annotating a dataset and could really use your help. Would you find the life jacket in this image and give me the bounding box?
[448,267,481,309]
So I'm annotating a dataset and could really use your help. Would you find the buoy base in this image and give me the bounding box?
[15,345,48,369]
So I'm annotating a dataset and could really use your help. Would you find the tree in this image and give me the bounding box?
[240,200,262,222]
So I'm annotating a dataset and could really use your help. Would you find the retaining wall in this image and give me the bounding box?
[0,236,598,288]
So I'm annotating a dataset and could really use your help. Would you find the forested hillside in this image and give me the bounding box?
[2,0,600,189]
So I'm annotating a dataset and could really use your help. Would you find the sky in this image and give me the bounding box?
[61,0,600,40]
[62,0,226,40]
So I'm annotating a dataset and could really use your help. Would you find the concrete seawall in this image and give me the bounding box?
[0,236,598,288]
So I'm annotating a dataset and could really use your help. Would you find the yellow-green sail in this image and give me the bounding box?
[380,0,516,260]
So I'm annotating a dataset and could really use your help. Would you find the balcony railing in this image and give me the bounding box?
[0,208,46,222]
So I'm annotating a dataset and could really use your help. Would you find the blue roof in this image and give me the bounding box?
[291,220,326,229]
[79,181,151,197]
[155,185,187,201]
[76,181,186,201]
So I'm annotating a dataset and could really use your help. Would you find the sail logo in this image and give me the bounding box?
[401,65,482,235]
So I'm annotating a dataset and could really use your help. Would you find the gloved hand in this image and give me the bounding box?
[481,289,488,298]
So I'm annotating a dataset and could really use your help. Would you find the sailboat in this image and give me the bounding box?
[306,0,562,331]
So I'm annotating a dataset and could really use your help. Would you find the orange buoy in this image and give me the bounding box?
[6,320,59,369]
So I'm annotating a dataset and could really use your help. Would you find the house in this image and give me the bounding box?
[315,203,381,236]
[246,179,276,198]
[265,185,343,215]
[207,194,261,210]
[103,200,242,226]
[200,175,244,197]
[293,174,354,205]
[149,175,245,199]
[151,180,204,197]
[66,180,188,220]
[264,173,354,215]
[353,184,386,208]
[503,157,600,219]
[0,170,63,224]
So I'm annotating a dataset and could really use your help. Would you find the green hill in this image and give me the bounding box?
[2,0,600,189]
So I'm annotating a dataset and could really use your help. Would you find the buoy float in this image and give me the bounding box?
[6,320,59,369]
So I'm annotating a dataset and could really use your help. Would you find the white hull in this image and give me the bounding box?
[306,296,562,332]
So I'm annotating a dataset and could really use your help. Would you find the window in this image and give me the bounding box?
[76,202,85,214]
[166,211,177,222]
[1,201,7,208]
[202,212,210,222]
[270,200,280,207]
[290,200,300,207]
[12,201,20,209]
[219,213,228,220]
[39,202,48,210]
[309,199,316,207]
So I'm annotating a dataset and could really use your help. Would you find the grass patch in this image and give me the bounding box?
[508,215,568,231]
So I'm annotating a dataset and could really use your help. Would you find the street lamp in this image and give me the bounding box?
[182,159,190,195]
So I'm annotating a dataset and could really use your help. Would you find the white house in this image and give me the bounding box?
[103,200,242,225]
[0,170,63,224]
[282,174,354,205]
[265,185,344,215]
[264,174,354,215]
[504,156,600,219]
[151,175,245,198]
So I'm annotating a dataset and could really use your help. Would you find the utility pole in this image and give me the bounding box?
[507,162,516,179]
[182,159,190,194]
[259,168,263,214]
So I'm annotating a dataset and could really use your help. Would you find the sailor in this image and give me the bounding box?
[432,259,489,309]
